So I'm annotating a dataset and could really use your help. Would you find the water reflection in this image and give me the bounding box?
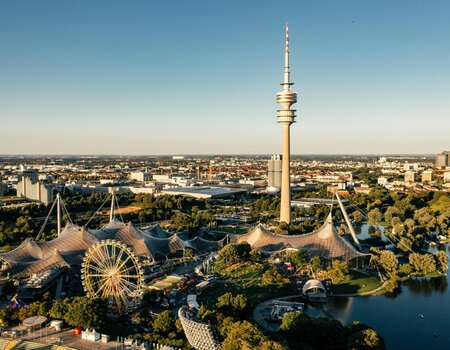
[356,224,388,242]
[405,277,448,295]
[303,243,450,349]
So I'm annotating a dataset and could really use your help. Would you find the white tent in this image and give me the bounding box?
[82,329,101,342]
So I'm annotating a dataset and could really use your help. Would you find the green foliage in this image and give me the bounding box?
[371,249,398,276]
[63,297,107,330]
[384,275,399,293]
[397,263,413,277]
[352,210,363,224]
[18,300,52,321]
[197,305,216,323]
[280,313,386,350]
[408,253,437,275]
[433,250,449,274]
[262,269,290,287]
[134,312,188,348]
[368,208,383,225]
[280,312,346,350]
[49,298,71,320]
[250,249,263,262]
[221,320,286,350]
[216,243,251,268]
[152,310,175,334]
[326,260,349,284]
[311,256,324,272]
[216,292,248,318]
[0,307,19,327]
[291,249,309,267]
[347,321,386,349]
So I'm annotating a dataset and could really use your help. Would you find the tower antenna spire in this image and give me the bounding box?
[283,21,290,87]
[284,22,290,89]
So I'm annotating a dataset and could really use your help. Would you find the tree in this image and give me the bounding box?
[217,292,248,318]
[197,306,216,323]
[18,301,51,322]
[152,310,175,335]
[291,249,309,267]
[338,224,349,235]
[280,312,346,350]
[434,251,448,274]
[373,250,398,276]
[221,320,286,350]
[216,243,251,268]
[311,256,323,272]
[383,206,398,225]
[262,269,289,287]
[352,211,363,224]
[0,307,19,327]
[326,260,349,284]
[397,263,413,277]
[49,298,71,320]
[404,218,415,230]
[64,297,107,330]
[250,249,263,262]
[368,208,382,225]
[347,322,386,349]
[409,253,437,275]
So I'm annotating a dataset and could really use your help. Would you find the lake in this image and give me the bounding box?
[305,243,450,349]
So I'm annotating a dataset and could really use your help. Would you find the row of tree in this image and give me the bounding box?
[0,296,107,330]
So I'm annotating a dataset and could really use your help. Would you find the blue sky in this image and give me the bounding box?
[0,0,449,155]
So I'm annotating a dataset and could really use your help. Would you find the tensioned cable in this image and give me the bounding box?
[341,194,413,253]
[85,194,112,227]
[36,199,58,241]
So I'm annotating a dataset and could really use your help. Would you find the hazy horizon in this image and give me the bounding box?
[1,1,449,155]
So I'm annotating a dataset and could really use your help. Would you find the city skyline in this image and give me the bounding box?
[1,1,449,155]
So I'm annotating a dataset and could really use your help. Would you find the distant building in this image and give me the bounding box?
[377,177,388,186]
[17,177,54,203]
[239,178,266,187]
[128,186,157,195]
[162,186,246,199]
[354,186,371,195]
[403,163,419,171]
[404,171,416,183]
[444,172,450,183]
[130,171,152,183]
[267,155,282,192]
[19,170,38,182]
[152,174,172,183]
[435,152,449,168]
[421,170,433,183]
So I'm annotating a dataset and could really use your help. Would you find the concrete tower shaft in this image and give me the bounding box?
[277,22,298,224]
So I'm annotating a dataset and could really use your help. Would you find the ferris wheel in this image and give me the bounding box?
[81,240,144,313]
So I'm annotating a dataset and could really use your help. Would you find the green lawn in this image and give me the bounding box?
[332,271,382,295]
[200,263,296,308]
[424,271,444,278]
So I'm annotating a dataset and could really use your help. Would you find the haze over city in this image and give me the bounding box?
[1,0,449,154]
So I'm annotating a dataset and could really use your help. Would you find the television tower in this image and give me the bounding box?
[276,22,297,224]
